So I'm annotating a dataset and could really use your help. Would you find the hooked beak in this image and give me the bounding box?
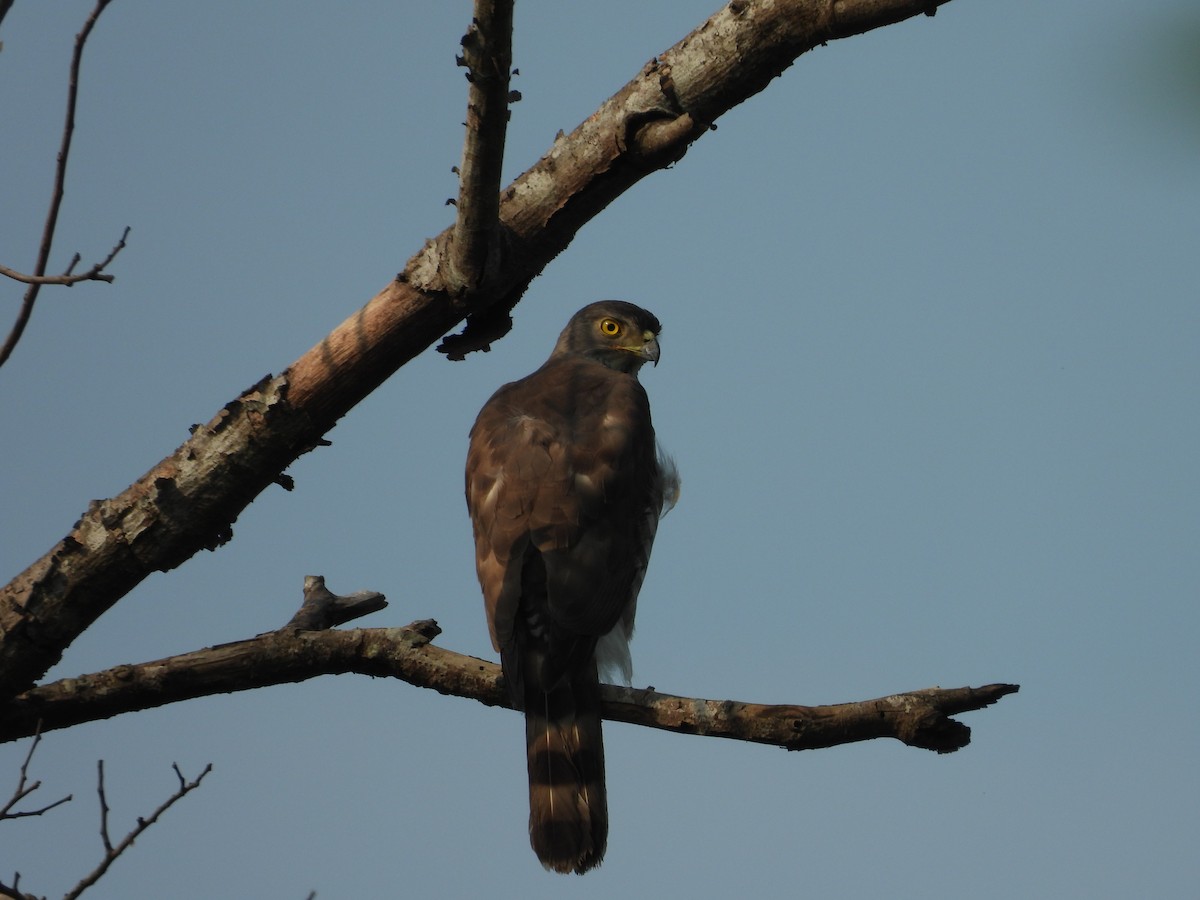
[640,333,660,366]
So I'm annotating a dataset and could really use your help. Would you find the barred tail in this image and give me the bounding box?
[524,665,608,874]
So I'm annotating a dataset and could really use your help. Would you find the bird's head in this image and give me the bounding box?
[552,301,662,374]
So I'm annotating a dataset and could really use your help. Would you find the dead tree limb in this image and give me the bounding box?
[0,624,1018,753]
[446,0,515,294]
[0,578,1018,751]
[282,575,387,631]
[0,0,120,369]
[0,0,961,698]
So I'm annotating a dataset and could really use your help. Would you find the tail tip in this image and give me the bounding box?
[531,821,605,875]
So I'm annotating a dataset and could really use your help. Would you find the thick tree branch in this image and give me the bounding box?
[2,625,1017,751]
[0,583,1018,750]
[0,0,117,370]
[446,0,515,294]
[0,0,960,697]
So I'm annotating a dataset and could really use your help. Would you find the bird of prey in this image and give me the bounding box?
[465,301,677,874]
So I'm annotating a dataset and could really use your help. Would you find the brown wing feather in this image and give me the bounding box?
[467,357,660,659]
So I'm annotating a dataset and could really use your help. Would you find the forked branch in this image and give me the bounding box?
[0,226,130,288]
[0,0,122,369]
[0,728,209,900]
[0,724,71,821]
[62,760,212,900]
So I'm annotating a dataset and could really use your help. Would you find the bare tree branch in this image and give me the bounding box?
[0,0,118,370]
[283,575,387,631]
[0,0,960,699]
[63,761,212,900]
[0,724,72,820]
[0,580,1018,751]
[0,728,69,900]
[0,226,130,287]
[0,733,210,900]
[95,761,113,854]
[0,873,38,900]
[446,0,515,294]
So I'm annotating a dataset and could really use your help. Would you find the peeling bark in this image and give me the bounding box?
[0,376,302,694]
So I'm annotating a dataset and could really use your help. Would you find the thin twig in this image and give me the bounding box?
[0,723,72,820]
[0,226,130,286]
[0,0,116,369]
[64,762,213,900]
[1,727,71,899]
[95,761,112,853]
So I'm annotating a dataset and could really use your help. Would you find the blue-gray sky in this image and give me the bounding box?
[2,1,1198,897]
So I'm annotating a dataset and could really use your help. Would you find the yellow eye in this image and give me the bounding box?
[599,317,621,336]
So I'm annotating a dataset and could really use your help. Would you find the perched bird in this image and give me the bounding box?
[465,301,677,874]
